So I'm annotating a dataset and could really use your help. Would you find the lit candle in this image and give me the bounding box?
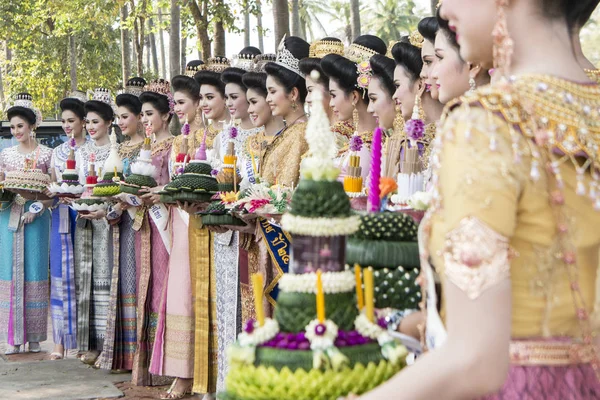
[354,264,364,311]
[364,267,375,323]
[316,269,326,323]
[252,273,265,326]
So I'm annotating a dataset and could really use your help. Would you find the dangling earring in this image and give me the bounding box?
[468,77,477,94]
[492,0,514,78]
[393,105,405,137]
[30,128,36,139]
[352,103,359,134]
[291,101,298,111]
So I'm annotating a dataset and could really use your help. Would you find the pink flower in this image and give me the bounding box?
[248,199,270,213]
[405,119,424,141]
[349,135,363,152]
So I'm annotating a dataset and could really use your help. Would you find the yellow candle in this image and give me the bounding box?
[364,267,375,323]
[113,166,118,177]
[252,274,265,326]
[354,264,364,311]
[316,269,326,323]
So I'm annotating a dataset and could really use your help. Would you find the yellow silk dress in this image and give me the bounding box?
[420,75,600,395]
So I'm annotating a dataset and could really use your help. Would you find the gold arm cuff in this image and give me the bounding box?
[510,340,595,366]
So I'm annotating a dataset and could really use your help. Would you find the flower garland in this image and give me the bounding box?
[278,270,355,294]
[280,213,361,237]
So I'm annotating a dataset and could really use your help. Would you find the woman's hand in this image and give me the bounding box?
[80,209,106,220]
[22,211,37,224]
[59,196,75,205]
[223,222,256,234]
[206,225,229,234]
[43,188,56,199]
[177,201,209,214]
[140,191,161,206]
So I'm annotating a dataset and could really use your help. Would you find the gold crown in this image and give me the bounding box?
[386,40,400,58]
[143,79,171,97]
[205,56,231,73]
[409,30,424,49]
[185,61,205,77]
[344,43,378,64]
[309,40,345,58]
[253,53,277,72]
[232,53,256,71]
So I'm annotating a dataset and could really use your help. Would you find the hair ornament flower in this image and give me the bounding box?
[356,61,373,91]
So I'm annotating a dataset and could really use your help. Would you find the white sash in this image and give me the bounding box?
[425,265,447,350]
[149,203,171,254]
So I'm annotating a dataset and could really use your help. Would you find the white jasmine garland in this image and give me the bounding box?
[281,214,361,236]
[237,318,279,347]
[305,319,338,351]
[227,343,256,366]
[279,270,355,294]
[407,191,432,211]
[70,202,108,213]
[355,313,393,345]
[346,191,365,198]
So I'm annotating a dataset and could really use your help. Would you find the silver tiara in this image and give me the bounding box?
[87,88,117,114]
[232,53,256,71]
[67,90,88,103]
[12,93,43,126]
[254,54,277,72]
[275,35,302,77]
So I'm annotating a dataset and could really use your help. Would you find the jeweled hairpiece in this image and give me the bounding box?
[185,61,205,77]
[121,77,147,97]
[386,40,399,58]
[143,79,175,114]
[356,61,373,91]
[205,56,231,73]
[232,53,256,71]
[309,39,345,58]
[344,43,378,64]
[91,88,114,106]
[254,54,277,72]
[67,90,88,103]
[276,35,302,77]
[409,30,424,49]
[12,93,43,126]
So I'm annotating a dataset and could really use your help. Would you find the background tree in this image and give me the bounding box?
[350,0,360,41]
[272,0,290,47]
[364,0,419,45]
[170,0,181,76]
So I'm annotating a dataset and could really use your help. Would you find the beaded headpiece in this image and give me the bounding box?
[143,79,175,114]
[120,77,147,97]
[232,53,256,71]
[67,90,88,104]
[87,87,117,115]
[309,39,345,58]
[11,93,43,126]
[409,31,424,49]
[205,56,231,73]
[386,40,400,58]
[344,43,378,64]
[185,60,205,77]
[276,35,302,76]
[254,53,277,72]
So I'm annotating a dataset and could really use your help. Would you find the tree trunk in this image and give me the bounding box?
[157,7,167,78]
[69,35,77,91]
[120,5,132,83]
[272,0,290,47]
[132,36,138,74]
[169,0,181,77]
[188,0,211,60]
[181,36,187,73]
[243,0,250,48]
[431,0,437,15]
[291,0,301,37]
[350,0,361,41]
[0,43,5,106]
[256,0,264,52]
[214,21,226,56]
[149,18,159,74]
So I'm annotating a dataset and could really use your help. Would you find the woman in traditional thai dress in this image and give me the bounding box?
[75,90,114,365]
[186,61,232,399]
[321,35,386,182]
[48,93,88,360]
[355,0,600,398]
[417,17,444,115]
[299,38,352,152]
[98,79,146,372]
[120,79,174,386]
[210,50,268,391]
[0,94,51,355]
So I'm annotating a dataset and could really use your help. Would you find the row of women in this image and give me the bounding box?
[2,0,600,398]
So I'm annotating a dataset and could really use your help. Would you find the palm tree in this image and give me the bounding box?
[350,0,360,40]
[364,0,421,45]
[272,0,290,47]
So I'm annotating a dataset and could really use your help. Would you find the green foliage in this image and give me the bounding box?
[0,0,121,118]
[363,0,422,45]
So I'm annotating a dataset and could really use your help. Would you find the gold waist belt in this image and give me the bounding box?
[509,340,595,366]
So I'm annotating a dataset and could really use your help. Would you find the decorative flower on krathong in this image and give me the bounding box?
[354,313,408,366]
[219,191,239,205]
[305,319,349,371]
[181,120,191,136]
[69,137,77,149]
[349,135,363,152]
[237,318,279,347]
[405,119,425,142]
[247,199,270,213]
[229,126,238,140]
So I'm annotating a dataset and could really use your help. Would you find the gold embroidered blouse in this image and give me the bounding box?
[170,124,220,163]
[585,68,600,84]
[423,75,600,339]
[259,122,308,187]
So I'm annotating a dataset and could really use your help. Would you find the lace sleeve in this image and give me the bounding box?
[431,105,526,299]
